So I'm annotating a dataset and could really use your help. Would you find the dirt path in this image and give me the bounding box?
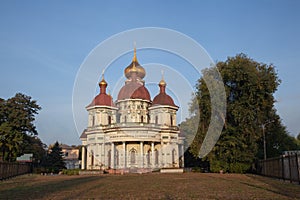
[0,173,299,199]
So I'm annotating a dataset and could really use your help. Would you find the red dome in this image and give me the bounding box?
[118,81,151,101]
[90,93,114,107]
[152,93,176,106]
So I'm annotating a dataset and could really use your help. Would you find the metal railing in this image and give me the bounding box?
[256,153,300,184]
[0,162,31,180]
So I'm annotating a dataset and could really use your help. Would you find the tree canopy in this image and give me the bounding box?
[181,54,300,173]
[0,93,41,161]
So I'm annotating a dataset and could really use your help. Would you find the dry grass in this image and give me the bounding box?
[0,173,299,199]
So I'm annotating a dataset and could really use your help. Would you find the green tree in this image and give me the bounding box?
[297,133,300,146]
[22,135,47,165]
[47,141,66,173]
[0,93,41,161]
[181,54,297,173]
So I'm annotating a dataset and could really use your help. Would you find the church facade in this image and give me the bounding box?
[80,48,184,171]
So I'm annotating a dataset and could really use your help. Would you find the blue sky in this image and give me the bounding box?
[0,1,299,145]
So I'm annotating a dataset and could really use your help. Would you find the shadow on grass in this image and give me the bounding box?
[0,176,102,199]
[244,174,300,199]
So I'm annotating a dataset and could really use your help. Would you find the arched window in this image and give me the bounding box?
[172,149,176,164]
[116,113,121,123]
[147,149,151,166]
[108,150,111,168]
[91,150,94,167]
[155,116,158,124]
[141,115,144,123]
[155,149,159,165]
[92,115,95,126]
[115,150,119,167]
[130,148,136,164]
[170,115,173,126]
[124,116,127,123]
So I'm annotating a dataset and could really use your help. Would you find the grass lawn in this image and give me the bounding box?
[0,173,299,199]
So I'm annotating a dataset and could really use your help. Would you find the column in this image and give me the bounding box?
[164,143,168,167]
[111,142,115,169]
[151,142,155,168]
[123,142,126,168]
[103,143,107,167]
[140,141,144,168]
[81,146,86,170]
[176,144,179,167]
[160,142,164,167]
[100,144,103,167]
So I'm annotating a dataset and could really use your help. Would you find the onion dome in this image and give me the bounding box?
[118,81,151,101]
[152,76,177,107]
[124,47,146,80]
[89,74,114,107]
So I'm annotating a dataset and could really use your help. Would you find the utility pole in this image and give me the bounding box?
[261,120,274,175]
[262,120,274,160]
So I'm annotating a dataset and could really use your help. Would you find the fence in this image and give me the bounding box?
[256,153,300,184]
[0,162,31,180]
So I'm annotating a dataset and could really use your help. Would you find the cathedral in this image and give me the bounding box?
[80,48,184,172]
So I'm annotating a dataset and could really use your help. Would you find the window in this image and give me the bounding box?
[172,149,176,164]
[91,150,94,166]
[147,150,151,166]
[130,149,136,164]
[108,150,111,168]
[92,115,95,126]
[115,150,119,166]
[141,115,144,123]
[108,116,111,125]
[170,115,173,126]
[116,114,121,123]
[155,149,159,165]
[155,116,158,124]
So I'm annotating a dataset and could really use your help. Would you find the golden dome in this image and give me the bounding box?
[99,73,107,86]
[124,47,146,79]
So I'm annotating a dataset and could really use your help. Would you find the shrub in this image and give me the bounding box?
[61,169,80,175]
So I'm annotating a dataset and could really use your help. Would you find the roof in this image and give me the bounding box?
[89,93,114,107]
[80,130,87,139]
[152,93,176,107]
[118,81,151,101]
[88,76,115,107]
[60,144,72,150]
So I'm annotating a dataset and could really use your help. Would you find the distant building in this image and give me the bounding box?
[60,144,80,169]
[80,48,185,171]
[282,150,300,156]
[16,154,33,163]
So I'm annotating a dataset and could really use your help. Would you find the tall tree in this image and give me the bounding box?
[0,93,41,161]
[182,54,298,173]
[47,142,66,173]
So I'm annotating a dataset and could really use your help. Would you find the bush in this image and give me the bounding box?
[61,169,80,175]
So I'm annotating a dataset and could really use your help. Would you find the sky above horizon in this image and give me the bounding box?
[0,1,299,146]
